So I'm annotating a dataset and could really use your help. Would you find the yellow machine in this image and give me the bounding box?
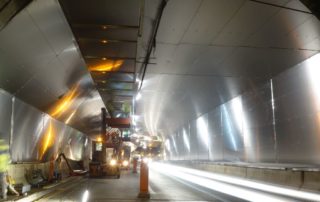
[89,139,121,178]
[119,145,131,170]
[89,108,121,178]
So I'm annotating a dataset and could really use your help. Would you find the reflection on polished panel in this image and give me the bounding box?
[182,128,190,152]
[0,87,88,162]
[171,135,178,156]
[39,120,56,160]
[65,110,77,124]
[12,98,44,161]
[168,53,320,164]
[196,115,209,148]
[88,59,123,72]
[306,54,320,111]
[221,104,239,152]
[0,90,12,143]
[49,84,80,118]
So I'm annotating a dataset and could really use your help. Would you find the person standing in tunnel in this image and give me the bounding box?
[0,139,9,199]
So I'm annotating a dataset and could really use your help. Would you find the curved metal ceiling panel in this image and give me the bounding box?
[0,0,105,136]
[136,0,320,137]
[59,0,141,118]
[59,0,140,25]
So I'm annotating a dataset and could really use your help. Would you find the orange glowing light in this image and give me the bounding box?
[101,57,107,60]
[39,121,56,160]
[97,137,102,142]
[101,40,108,44]
[89,60,123,72]
[49,85,79,118]
[102,25,107,30]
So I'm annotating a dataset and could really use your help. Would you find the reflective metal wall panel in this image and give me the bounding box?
[276,116,320,164]
[179,127,187,160]
[273,79,315,123]
[208,108,223,161]
[196,114,209,160]
[172,133,179,160]
[175,129,182,160]
[165,53,320,165]
[0,90,12,143]
[241,82,274,162]
[0,86,87,162]
[221,98,244,162]
[189,120,198,160]
[245,126,275,163]
[272,54,320,164]
[60,127,86,161]
[183,125,191,160]
[11,98,44,162]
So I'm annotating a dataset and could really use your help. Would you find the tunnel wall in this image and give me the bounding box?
[0,89,88,162]
[166,53,320,165]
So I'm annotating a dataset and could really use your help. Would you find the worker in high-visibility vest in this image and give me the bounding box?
[0,139,9,200]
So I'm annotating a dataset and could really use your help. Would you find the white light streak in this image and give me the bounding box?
[307,54,320,110]
[84,138,88,147]
[231,97,243,132]
[231,97,252,153]
[151,163,320,202]
[171,135,178,155]
[135,92,142,101]
[165,139,171,152]
[82,190,89,202]
[222,105,237,150]
[196,115,209,148]
[182,129,190,152]
[65,110,76,124]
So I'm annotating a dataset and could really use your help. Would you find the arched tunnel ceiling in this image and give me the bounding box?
[135,0,320,136]
[1,0,320,140]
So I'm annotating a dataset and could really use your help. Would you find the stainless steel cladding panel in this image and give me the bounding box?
[169,134,177,160]
[0,90,12,143]
[182,125,191,160]
[241,82,275,162]
[172,53,320,164]
[272,54,320,164]
[11,99,44,162]
[221,97,244,161]
[189,120,198,160]
[273,63,315,122]
[275,116,320,164]
[173,133,179,160]
[175,131,184,160]
[208,108,223,161]
[164,136,172,160]
[196,114,209,160]
[179,127,187,160]
[242,83,273,128]
[245,126,275,162]
[61,127,85,161]
[84,137,91,159]
[38,116,66,162]
[70,132,86,161]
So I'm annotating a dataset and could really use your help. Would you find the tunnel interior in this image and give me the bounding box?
[1,0,320,201]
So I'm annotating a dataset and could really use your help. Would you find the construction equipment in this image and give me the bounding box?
[119,145,131,170]
[89,108,121,178]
